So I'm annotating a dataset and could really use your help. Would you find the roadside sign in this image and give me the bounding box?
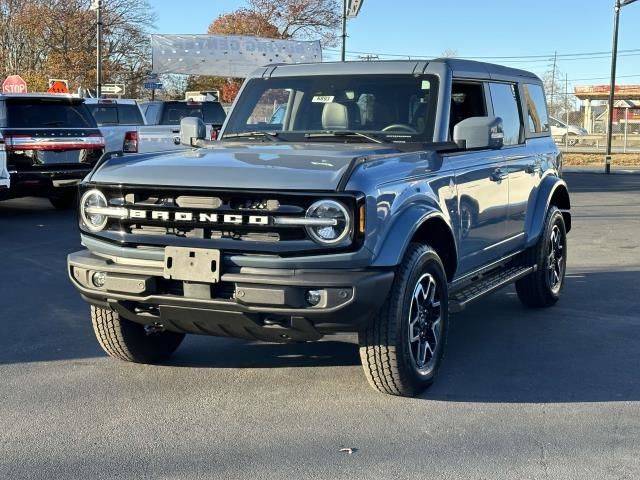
[47,79,69,94]
[101,83,125,95]
[2,75,27,94]
[144,74,163,90]
[90,0,102,10]
[347,0,364,17]
[144,81,164,90]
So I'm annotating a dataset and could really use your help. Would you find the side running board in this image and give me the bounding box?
[449,265,536,313]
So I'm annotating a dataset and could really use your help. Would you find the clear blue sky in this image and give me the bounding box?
[152,0,640,87]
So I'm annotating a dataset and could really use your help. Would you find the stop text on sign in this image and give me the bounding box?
[2,75,28,94]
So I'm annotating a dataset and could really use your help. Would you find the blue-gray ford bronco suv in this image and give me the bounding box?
[68,59,571,397]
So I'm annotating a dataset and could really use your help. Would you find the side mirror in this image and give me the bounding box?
[180,117,206,147]
[453,116,504,150]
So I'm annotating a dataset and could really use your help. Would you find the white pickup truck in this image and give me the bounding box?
[138,100,227,152]
[84,98,146,154]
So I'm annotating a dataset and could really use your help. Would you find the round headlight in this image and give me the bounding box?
[305,200,351,244]
[80,189,108,232]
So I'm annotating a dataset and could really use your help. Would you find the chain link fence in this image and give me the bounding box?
[547,91,640,153]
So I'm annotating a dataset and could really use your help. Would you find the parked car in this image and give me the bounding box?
[0,94,104,208]
[84,98,146,154]
[137,100,226,152]
[549,116,588,145]
[67,59,571,396]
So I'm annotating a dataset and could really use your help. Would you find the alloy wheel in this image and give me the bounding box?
[408,273,442,375]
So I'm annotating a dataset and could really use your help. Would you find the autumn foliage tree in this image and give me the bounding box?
[187,0,340,103]
[0,0,154,96]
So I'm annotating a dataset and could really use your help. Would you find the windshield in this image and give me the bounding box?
[159,102,226,126]
[222,74,438,143]
[3,99,97,128]
[86,104,144,126]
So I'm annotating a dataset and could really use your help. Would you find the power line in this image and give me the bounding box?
[321,48,640,84]
[323,47,640,62]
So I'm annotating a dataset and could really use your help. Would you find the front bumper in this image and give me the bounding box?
[68,250,394,342]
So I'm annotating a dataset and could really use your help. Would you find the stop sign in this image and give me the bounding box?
[2,75,28,94]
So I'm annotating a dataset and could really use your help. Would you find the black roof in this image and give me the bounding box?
[254,58,541,83]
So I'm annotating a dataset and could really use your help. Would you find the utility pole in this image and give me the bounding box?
[606,0,639,174]
[92,0,103,97]
[341,0,347,61]
[550,51,557,115]
[565,73,570,150]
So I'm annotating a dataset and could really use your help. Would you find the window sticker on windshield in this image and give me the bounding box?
[421,80,431,90]
[312,95,335,103]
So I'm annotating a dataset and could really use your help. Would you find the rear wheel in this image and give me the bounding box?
[358,244,449,397]
[516,206,567,307]
[91,306,185,363]
[49,189,76,210]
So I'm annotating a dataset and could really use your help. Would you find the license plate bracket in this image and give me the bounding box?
[163,247,221,283]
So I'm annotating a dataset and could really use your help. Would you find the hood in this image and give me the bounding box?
[90,142,401,191]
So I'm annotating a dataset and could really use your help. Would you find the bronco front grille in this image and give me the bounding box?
[81,185,363,255]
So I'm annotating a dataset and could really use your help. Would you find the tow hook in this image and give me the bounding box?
[144,322,165,335]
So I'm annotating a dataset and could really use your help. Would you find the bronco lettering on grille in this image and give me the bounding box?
[127,209,269,225]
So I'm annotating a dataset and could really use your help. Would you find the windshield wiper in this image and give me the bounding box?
[223,131,281,142]
[304,131,389,144]
[42,121,66,127]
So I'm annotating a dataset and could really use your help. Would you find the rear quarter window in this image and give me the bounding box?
[523,84,550,134]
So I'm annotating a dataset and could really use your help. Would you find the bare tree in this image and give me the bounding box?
[247,0,341,45]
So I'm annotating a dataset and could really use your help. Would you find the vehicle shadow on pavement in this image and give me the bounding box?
[170,337,361,369]
[423,270,640,403]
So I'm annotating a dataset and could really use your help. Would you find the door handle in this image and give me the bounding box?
[490,168,508,182]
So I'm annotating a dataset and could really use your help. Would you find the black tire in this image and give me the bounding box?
[49,189,77,210]
[358,243,449,397]
[91,306,185,363]
[516,206,567,308]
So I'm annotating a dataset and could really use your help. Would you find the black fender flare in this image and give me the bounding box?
[525,176,571,248]
[371,206,458,274]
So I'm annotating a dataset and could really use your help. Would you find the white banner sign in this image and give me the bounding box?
[348,0,364,17]
[151,34,322,77]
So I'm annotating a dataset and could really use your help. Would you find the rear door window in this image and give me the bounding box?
[6,99,96,128]
[523,84,550,134]
[489,83,523,145]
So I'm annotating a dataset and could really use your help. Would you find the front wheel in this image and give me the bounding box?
[516,206,567,307]
[91,306,185,363]
[359,244,449,397]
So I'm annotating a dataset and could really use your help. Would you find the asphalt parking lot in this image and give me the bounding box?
[1,171,639,480]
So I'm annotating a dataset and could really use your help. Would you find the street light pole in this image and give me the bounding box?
[96,2,103,97]
[341,0,347,62]
[605,0,638,174]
